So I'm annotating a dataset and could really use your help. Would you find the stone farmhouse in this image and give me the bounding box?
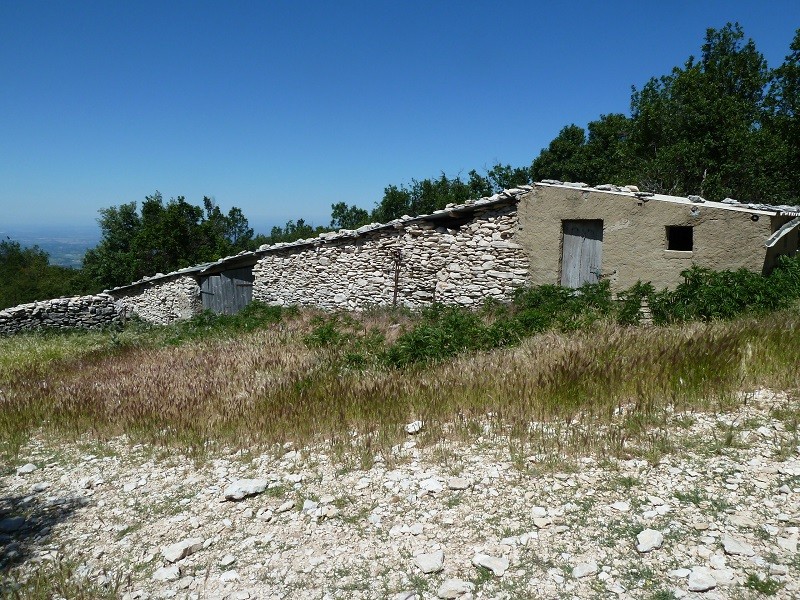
[1,182,798,334]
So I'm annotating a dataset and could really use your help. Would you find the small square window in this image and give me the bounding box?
[667,226,693,251]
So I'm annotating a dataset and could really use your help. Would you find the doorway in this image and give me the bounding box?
[560,220,603,288]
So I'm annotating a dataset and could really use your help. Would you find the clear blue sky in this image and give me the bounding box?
[1,1,798,234]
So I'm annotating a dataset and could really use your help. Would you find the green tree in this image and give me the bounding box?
[486,163,532,191]
[202,197,255,256]
[629,23,771,200]
[529,23,798,204]
[0,239,93,309]
[531,124,592,182]
[255,219,329,245]
[467,169,494,198]
[82,201,142,289]
[583,113,634,185]
[83,192,257,289]
[330,202,370,230]
[764,28,800,202]
[371,184,413,222]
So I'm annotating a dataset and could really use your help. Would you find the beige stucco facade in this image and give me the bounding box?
[517,184,798,291]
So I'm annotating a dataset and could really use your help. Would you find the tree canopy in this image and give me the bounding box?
[82,192,256,289]
[0,239,94,310]
[532,23,800,204]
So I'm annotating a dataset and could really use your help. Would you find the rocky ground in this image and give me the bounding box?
[1,389,799,600]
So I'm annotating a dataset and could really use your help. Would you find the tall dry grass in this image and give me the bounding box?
[1,307,798,464]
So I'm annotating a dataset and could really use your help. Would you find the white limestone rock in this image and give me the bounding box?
[712,567,736,585]
[447,477,470,490]
[437,579,474,598]
[636,529,664,553]
[405,420,423,435]
[223,478,268,501]
[414,550,444,574]
[530,506,548,518]
[472,553,508,576]
[220,554,236,567]
[572,561,598,579]
[419,477,443,494]
[220,570,239,582]
[161,537,204,563]
[152,565,181,582]
[688,567,716,592]
[0,517,25,533]
[16,463,37,475]
[722,535,755,556]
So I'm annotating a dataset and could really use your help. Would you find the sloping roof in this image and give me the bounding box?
[106,186,531,293]
[107,181,799,294]
[537,180,799,216]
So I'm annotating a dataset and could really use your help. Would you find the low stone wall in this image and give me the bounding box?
[0,294,124,335]
[253,203,529,310]
[110,275,203,325]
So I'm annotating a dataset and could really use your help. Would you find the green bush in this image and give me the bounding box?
[649,255,800,324]
[304,315,348,348]
[383,305,488,367]
[616,282,655,325]
[512,281,614,333]
[160,301,287,344]
[383,281,615,367]
[382,256,800,366]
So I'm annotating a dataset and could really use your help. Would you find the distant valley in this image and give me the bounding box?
[1,224,100,269]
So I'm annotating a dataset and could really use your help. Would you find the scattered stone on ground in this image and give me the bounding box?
[414,550,445,574]
[161,538,204,563]
[405,421,424,435]
[471,553,509,577]
[0,389,798,599]
[223,478,268,501]
[636,528,664,553]
[15,463,37,476]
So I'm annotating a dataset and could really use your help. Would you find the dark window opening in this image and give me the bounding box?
[667,226,693,251]
[433,214,473,230]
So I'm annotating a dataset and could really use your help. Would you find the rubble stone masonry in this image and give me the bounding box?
[109,276,203,325]
[252,203,528,310]
[0,294,124,335]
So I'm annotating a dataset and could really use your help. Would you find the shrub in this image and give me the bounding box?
[616,282,655,325]
[650,255,800,324]
[383,304,488,367]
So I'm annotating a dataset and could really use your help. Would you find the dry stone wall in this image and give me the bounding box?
[253,203,528,310]
[0,294,124,335]
[0,188,534,334]
[110,276,202,325]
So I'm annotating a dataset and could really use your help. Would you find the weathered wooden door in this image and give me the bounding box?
[200,268,254,314]
[560,220,603,288]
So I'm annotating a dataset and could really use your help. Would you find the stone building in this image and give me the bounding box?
[101,182,800,320]
[3,182,798,334]
[518,182,800,291]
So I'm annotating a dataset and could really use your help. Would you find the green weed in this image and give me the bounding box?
[744,573,783,595]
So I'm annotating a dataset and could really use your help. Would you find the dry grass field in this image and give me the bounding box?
[1,305,798,468]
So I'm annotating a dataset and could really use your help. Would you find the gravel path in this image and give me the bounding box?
[1,390,798,599]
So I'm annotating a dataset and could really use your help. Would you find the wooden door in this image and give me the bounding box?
[560,220,603,288]
[200,268,254,314]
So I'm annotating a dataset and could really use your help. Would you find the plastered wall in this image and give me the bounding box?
[517,186,784,291]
